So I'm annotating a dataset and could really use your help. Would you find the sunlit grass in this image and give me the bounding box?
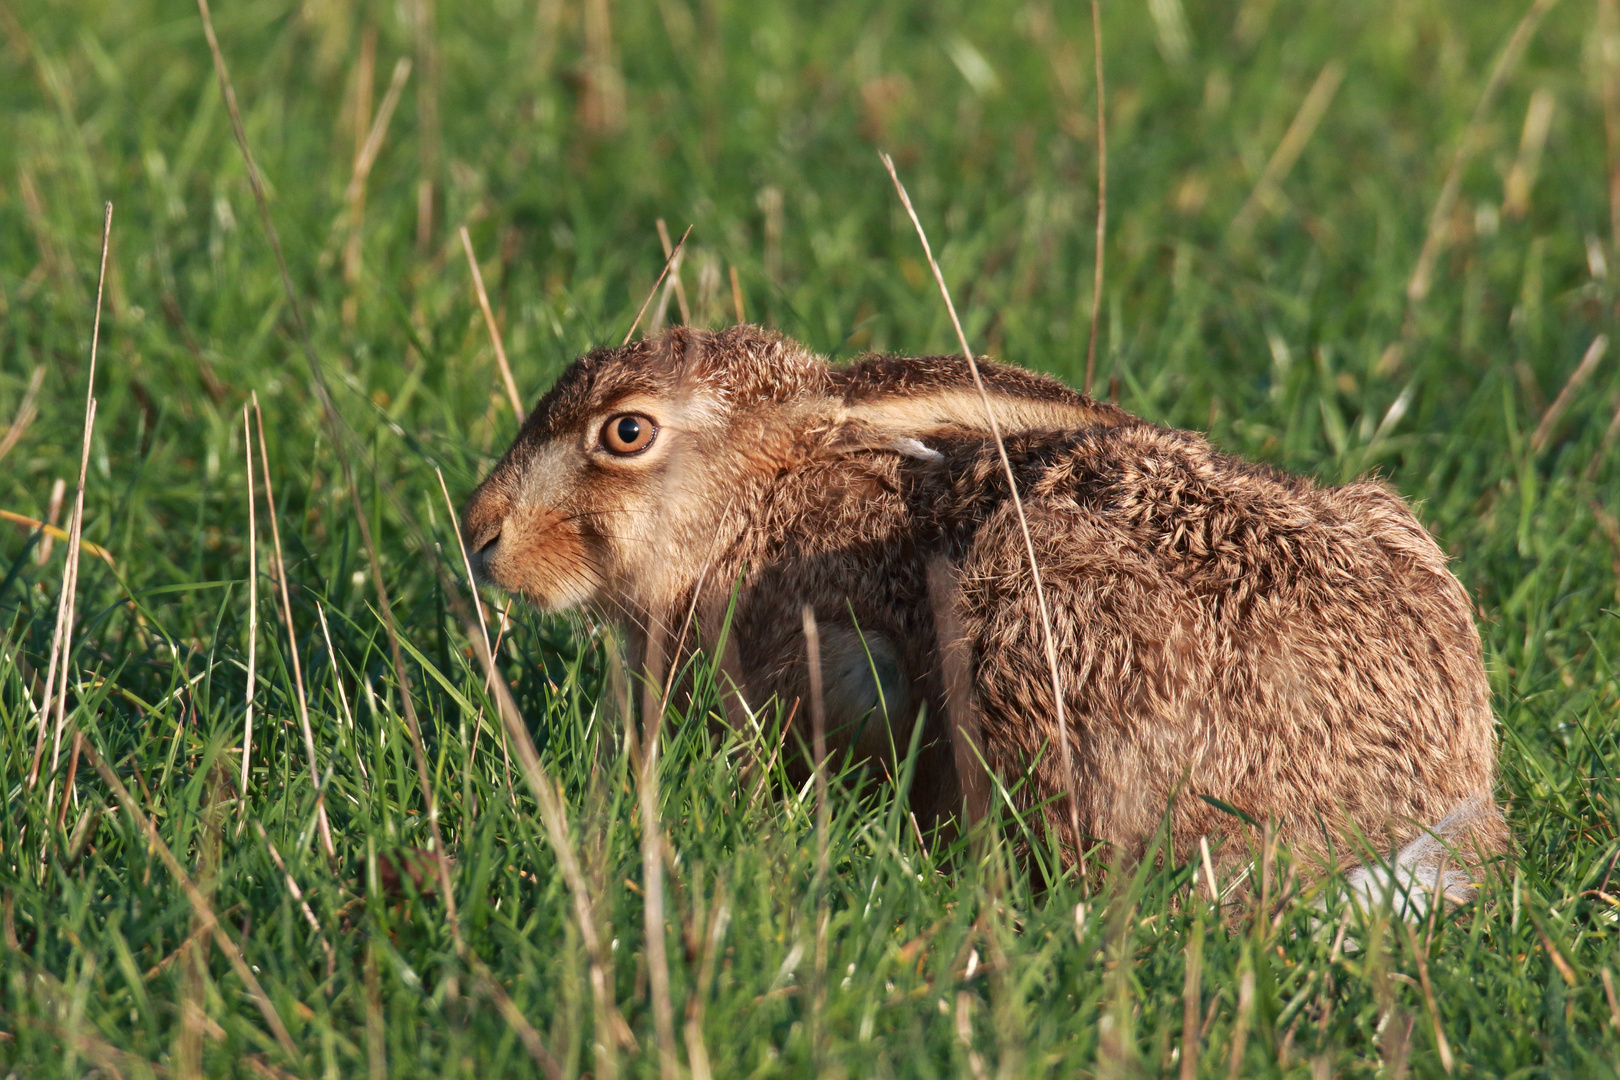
[3,0,1620,1075]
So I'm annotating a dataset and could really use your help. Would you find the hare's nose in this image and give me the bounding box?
[469,522,502,553]
[460,485,511,582]
[466,523,501,581]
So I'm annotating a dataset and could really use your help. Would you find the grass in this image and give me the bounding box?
[3,0,1620,1075]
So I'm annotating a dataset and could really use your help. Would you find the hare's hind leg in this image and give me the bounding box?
[1341,792,1507,919]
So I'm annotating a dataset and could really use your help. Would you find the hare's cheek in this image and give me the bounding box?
[487,504,599,611]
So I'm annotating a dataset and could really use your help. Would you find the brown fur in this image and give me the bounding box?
[463,325,1507,878]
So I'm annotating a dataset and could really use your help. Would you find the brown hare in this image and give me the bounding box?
[462,324,1507,907]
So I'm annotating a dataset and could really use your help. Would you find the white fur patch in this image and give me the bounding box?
[891,437,941,462]
[1337,793,1492,920]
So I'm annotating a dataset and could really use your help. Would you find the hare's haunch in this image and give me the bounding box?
[463,325,1507,895]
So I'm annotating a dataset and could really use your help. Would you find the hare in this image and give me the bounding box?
[462,324,1507,904]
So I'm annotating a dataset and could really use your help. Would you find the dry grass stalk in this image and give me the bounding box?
[1179,920,1204,1080]
[1229,60,1346,238]
[313,602,365,781]
[622,225,692,345]
[466,625,627,1079]
[1200,835,1218,902]
[80,738,298,1056]
[253,821,335,976]
[1530,334,1608,453]
[44,401,103,791]
[1406,0,1562,304]
[436,466,513,795]
[177,770,226,1080]
[656,218,692,326]
[0,364,44,469]
[29,203,110,796]
[648,247,687,336]
[581,0,626,134]
[1536,925,1577,986]
[800,606,831,1060]
[352,27,376,168]
[0,509,113,567]
[342,26,376,325]
[1225,964,1256,1079]
[469,970,566,1079]
[1502,87,1555,220]
[313,603,354,728]
[636,619,680,1080]
[1084,0,1108,395]
[35,473,65,563]
[1603,967,1620,1029]
[343,55,412,324]
[1401,920,1455,1074]
[365,942,386,1080]
[460,227,524,420]
[252,393,335,860]
[729,265,745,323]
[758,186,783,281]
[15,167,78,300]
[241,405,259,797]
[683,879,729,1080]
[1602,0,1620,250]
[881,153,1085,865]
[414,0,440,251]
[194,0,459,930]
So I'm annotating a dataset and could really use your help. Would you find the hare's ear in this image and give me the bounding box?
[833,385,1122,457]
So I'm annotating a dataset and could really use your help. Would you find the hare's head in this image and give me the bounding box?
[461,325,833,615]
[463,324,1128,618]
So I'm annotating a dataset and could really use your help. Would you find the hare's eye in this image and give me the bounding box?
[601,413,657,455]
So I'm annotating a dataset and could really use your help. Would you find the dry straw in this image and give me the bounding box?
[729,265,746,323]
[1229,60,1345,239]
[881,153,1085,866]
[1084,0,1108,396]
[343,55,411,322]
[1601,0,1620,248]
[1531,334,1608,454]
[636,622,680,1080]
[656,218,692,326]
[801,605,832,1063]
[623,225,692,345]
[0,508,112,567]
[251,393,335,859]
[460,226,524,420]
[28,203,109,795]
[0,364,45,467]
[240,405,258,797]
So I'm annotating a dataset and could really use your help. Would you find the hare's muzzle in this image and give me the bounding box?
[460,486,510,585]
[458,479,598,611]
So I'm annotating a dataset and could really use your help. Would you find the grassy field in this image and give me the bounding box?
[3,0,1620,1074]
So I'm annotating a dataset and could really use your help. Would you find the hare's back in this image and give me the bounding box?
[949,423,1494,860]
